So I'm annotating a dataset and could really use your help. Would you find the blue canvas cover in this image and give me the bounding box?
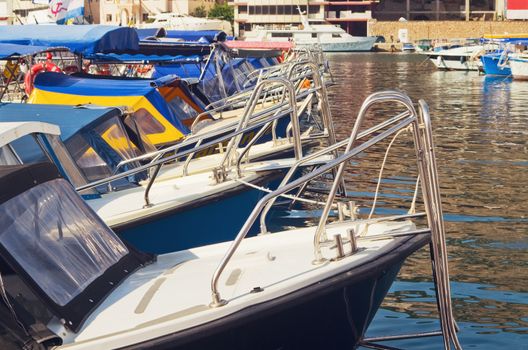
[164,30,227,43]
[32,72,189,134]
[89,52,203,64]
[0,43,68,59]
[0,25,139,56]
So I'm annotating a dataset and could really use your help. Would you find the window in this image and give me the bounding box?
[9,135,47,164]
[106,14,112,22]
[249,6,255,14]
[270,6,276,15]
[0,178,128,306]
[239,5,247,14]
[309,5,319,14]
[312,33,318,38]
[332,33,341,38]
[262,5,269,15]
[255,6,261,15]
[142,13,149,21]
[285,6,292,15]
[271,32,293,38]
[134,108,166,134]
[277,5,284,15]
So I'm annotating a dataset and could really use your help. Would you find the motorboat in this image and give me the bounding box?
[243,7,376,52]
[0,91,461,349]
[402,42,416,52]
[481,39,528,77]
[139,13,232,35]
[421,45,485,71]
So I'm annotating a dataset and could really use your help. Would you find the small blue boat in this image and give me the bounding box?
[481,52,512,76]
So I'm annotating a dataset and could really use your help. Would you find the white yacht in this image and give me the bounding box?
[421,42,499,71]
[244,8,376,52]
[140,13,232,35]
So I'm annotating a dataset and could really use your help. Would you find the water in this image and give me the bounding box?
[321,53,528,349]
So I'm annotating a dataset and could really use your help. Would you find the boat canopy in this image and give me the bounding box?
[0,103,150,185]
[28,72,207,146]
[0,162,152,335]
[0,25,139,56]
[0,43,69,59]
[88,52,204,64]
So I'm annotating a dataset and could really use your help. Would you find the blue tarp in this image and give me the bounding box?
[0,25,139,56]
[136,28,166,40]
[0,102,121,141]
[88,52,204,63]
[0,43,68,59]
[164,30,227,43]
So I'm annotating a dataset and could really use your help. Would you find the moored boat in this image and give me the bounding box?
[0,91,461,349]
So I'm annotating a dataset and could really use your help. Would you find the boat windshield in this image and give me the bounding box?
[0,178,128,306]
[65,116,142,183]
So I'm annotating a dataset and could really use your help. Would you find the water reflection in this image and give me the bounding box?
[324,53,528,348]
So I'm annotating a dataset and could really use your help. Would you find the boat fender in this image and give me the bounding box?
[436,56,442,66]
[24,60,62,95]
[459,56,466,64]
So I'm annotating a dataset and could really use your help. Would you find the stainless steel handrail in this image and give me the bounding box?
[259,110,411,234]
[209,91,419,307]
[220,77,303,169]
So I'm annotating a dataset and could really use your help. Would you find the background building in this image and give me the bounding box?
[232,0,526,38]
[230,0,376,37]
[85,0,216,25]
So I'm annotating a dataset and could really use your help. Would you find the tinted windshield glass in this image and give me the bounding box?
[0,178,128,306]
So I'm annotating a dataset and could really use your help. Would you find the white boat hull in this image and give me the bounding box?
[296,37,376,52]
[510,59,528,80]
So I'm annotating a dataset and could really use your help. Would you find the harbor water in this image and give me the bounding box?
[322,53,527,349]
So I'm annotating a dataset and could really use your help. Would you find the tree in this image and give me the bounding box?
[191,6,207,18]
[208,3,234,23]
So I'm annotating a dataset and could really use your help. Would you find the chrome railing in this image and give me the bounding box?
[208,90,462,350]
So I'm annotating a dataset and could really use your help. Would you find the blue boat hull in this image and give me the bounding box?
[120,233,431,350]
[114,171,282,254]
[481,54,511,76]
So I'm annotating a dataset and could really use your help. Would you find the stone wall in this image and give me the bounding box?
[367,20,528,41]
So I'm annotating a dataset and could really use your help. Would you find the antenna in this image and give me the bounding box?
[296,4,310,29]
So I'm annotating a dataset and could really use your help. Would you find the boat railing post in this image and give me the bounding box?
[411,100,462,349]
[312,91,418,264]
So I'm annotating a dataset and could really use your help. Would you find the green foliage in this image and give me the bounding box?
[208,3,234,23]
[191,5,207,18]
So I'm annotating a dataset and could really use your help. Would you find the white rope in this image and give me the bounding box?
[234,177,338,208]
[368,125,412,220]
[408,174,420,214]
